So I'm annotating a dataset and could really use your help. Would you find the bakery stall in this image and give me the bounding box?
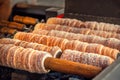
[0,0,120,80]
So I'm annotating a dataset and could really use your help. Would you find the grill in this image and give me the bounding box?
[0,0,120,80]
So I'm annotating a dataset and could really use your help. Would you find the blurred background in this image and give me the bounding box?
[11,0,65,7]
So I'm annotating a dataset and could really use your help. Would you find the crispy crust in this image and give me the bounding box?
[13,47,23,68]
[61,50,114,68]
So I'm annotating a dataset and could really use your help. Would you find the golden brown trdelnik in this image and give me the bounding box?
[0,44,52,73]
[34,23,120,40]
[0,38,62,58]
[33,29,120,51]
[46,17,120,33]
[0,27,17,34]
[13,15,39,25]
[0,20,26,30]
[61,49,114,68]
[14,32,119,59]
